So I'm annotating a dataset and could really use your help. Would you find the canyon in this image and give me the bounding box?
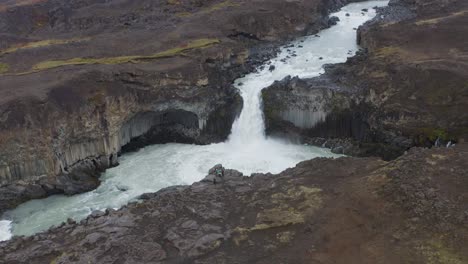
[0,0,349,212]
[263,0,468,159]
[0,0,467,263]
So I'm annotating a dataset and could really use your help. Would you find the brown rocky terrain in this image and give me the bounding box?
[0,0,352,211]
[1,143,467,263]
[262,0,468,159]
[1,0,468,263]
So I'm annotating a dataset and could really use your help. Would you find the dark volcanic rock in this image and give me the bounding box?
[0,0,356,211]
[1,145,467,263]
[262,0,468,159]
[328,16,340,26]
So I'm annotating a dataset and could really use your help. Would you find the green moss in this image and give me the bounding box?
[276,231,295,243]
[0,38,90,56]
[233,186,322,245]
[0,63,9,74]
[50,252,68,264]
[374,46,416,62]
[32,38,220,71]
[205,1,239,12]
[176,1,239,18]
[417,239,468,264]
[176,12,192,17]
[418,127,449,142]
[415,11,467,26]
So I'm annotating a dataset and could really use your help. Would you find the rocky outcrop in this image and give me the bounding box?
[262,0,468,159]
[0,0,356,211]
[1,144,467,263]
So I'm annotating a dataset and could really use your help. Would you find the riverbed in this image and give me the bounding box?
[0,0,388,241]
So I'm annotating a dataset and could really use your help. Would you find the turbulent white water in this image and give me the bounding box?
[0,0,388,241]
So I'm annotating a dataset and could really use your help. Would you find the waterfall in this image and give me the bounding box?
[0,0,389,241]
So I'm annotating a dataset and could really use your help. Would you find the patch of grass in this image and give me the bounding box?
[0,38,90,56]
[176,12,192,17]
[176,1,239,18]
[233,186,322,245]
[415,11,468,26]
[0,0,47,12]
[32,38,220,71]
[0,63,9,74]
[375,46,402,57]
[417,239,467,264]
[205,1,239,12]
[417,127,449,143]
[368,70,388,78]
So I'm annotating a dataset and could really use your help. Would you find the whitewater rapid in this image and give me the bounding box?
[0,0,388,241]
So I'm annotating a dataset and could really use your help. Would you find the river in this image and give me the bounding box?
[0,0,388,241]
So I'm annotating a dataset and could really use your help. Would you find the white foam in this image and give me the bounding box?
[0,220,12,242]
[1,0,389,239]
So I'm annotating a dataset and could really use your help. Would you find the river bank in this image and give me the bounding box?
[1,143,467,263]
[0,0,467,262]
[262,0,468,159]
[0,0,387,241]
[0,0,355,212]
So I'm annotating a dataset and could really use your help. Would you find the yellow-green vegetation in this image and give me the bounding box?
[368,70,388,78]
[233,186,322,245]
[88,91,106,106]
[49,252,68,264]
[374,46,421,62]
[417,239,468,264]
[0,62,9,74]
[415,11,468,26]
[418,127,449,142]
[32,38,220,71]
[375,46,404,58]
[276,231,295,243]
[0,38,90,56]
[205,1,239,12]
[176,12,192,17]
[176,1,239,18]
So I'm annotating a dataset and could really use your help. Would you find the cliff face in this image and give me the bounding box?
[262,0,468,159]
[1,144,467,263]
[0,0,350,211]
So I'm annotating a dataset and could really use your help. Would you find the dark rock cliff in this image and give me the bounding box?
[1,143,467,263]
[262,0,468,159]
[0,0,354,211]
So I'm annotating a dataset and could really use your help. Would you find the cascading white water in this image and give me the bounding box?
[0,0,388,241]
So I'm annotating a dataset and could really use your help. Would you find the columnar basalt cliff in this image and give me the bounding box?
[1,0,468,262]
[0,0,355,211]
[262,0,468,159]
[1,143,467,263]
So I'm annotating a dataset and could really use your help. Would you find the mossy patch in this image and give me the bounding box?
[417,239,468,264]
[0,38,90,56]
[0,62,9,74]
[205,1,239,12]
[368,70,388,78]
[415,11,468,26]
[31,38,220,71]
[49,252,68,264]
[233,186,322,245]
[176,12,192,17]
[418,127,449,142]
[375,46,406,59]
[276,231,295,243]
[176,1,239,18]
